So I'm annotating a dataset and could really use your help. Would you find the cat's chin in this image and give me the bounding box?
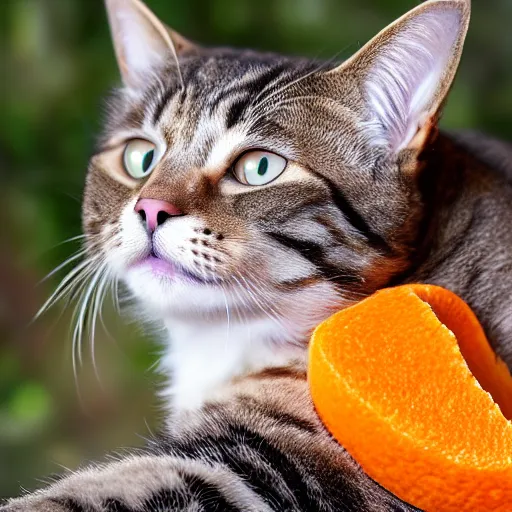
[124,260,230,318]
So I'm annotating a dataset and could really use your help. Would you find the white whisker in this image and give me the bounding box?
[89,268,110,385]
[111,277,121,315]
[220,286,231,353]
[225,284,252,339]
[233,273,284,329]
[251,66,326,119]
[73,262,107,369]
[34,258,99,321]
[39,249,88,284]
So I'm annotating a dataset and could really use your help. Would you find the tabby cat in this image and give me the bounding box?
[4,0,512,510]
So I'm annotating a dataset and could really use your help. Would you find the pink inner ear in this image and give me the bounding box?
[363,8,463,152]
[116,10,165,79]
[106,0,176,90]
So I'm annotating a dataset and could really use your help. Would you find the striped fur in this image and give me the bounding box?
[4,369,417,511]
[4,0,512,510]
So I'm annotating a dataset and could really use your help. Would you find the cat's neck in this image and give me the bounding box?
[160,316,306,411]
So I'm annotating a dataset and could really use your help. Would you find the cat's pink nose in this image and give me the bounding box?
[134,199,183,232]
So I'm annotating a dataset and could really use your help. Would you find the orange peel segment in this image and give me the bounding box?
[309,284,512,512]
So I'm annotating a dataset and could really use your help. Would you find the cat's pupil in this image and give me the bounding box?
[142,150,154,173]
[257,157,268,176]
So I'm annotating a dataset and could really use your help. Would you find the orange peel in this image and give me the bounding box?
[309,284,512,511]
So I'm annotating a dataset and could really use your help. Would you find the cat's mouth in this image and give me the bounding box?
[130,252,218,286]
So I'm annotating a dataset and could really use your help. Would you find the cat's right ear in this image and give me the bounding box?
[104,0,198,91]
[328,0,470,155]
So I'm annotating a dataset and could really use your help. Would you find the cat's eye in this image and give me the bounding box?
[123,139,158,179]
[232,151,287,186]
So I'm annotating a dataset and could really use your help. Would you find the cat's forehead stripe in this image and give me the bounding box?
[144,58,308,158]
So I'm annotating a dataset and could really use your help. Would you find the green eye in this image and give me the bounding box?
[123,139,158,179]
[233,151,287,186]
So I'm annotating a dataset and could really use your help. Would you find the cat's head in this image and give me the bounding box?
[83,0,470,343]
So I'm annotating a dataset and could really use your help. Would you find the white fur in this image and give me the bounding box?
[159,317,306,410]
[158,278,342,410]
[105,198,150,274]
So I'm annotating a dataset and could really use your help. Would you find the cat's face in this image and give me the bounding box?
[83,0,469,341]
[84,53,405,324]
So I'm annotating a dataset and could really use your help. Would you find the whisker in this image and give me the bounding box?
[99,287,117,345]
[49,233,88,248]
[29,234,88,266]
[33,231,118,411]
[247,48,355,130]
[220,286,231,353]
[73,262,107,369]
[67,271,101,412]
[232,273,284,330]
[225,283,252,332]
[39,249,88,284]
[169,48,184,90]
[111,277,121,315]
[251,66,326,117]
[34,258,99,322]
[89,268,110,385]
[238,273,284,321]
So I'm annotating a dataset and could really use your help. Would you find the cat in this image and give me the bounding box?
[4,0,512,510]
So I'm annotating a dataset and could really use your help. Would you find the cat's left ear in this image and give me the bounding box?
[105,0,198,90]
[330,0,470,154]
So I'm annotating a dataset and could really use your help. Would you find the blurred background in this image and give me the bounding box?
[1,0,511,498]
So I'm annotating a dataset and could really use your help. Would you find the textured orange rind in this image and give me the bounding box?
[309,284,512,511]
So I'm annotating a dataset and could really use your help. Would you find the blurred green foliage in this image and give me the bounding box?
[1,0,511,498]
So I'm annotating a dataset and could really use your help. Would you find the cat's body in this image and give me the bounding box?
[4,0,512,510]
[6,131,511,512]
[403,132,512,366]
